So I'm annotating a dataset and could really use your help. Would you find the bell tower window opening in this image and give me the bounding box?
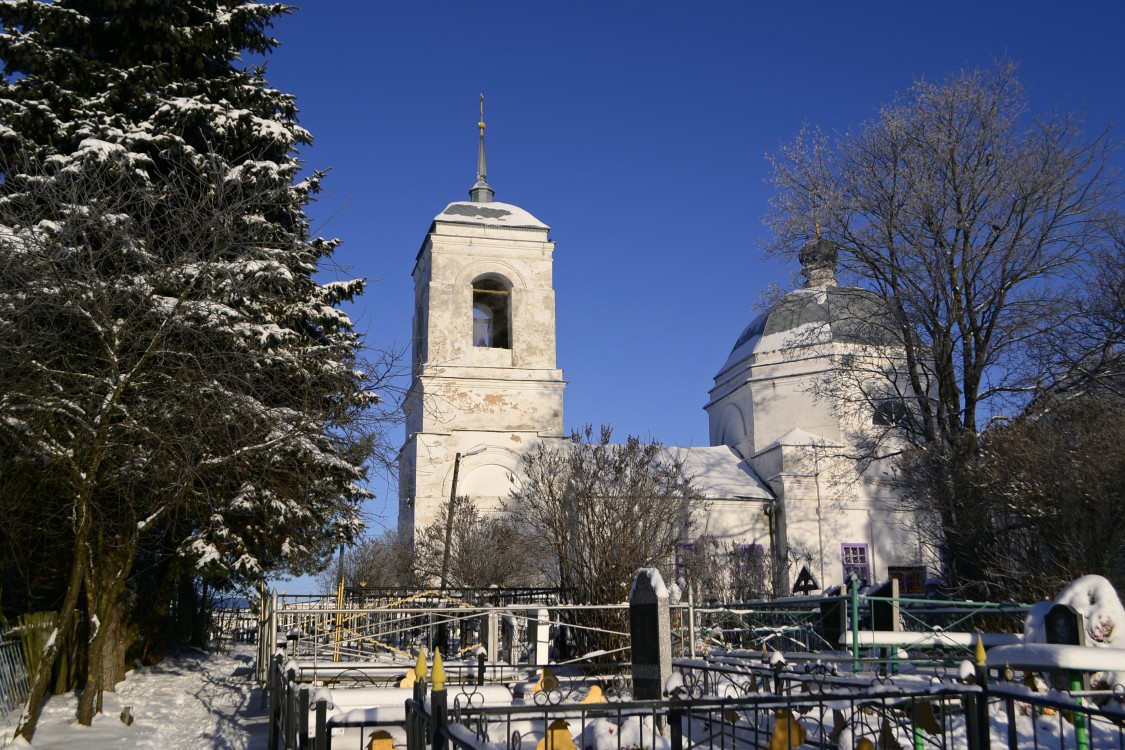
[472,277,511,349]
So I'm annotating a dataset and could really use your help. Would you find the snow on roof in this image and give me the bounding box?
[434,201,548,229]
[661,445,773,500]
[752,428,841,457]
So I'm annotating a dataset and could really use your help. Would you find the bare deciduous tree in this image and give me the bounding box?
[766,61,1120,590]
[412,498,538,590]
[503,425,700,657]
[317,529,419,594]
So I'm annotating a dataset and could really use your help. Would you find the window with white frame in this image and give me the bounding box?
[841,543,870,587]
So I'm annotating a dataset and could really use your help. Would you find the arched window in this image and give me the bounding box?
[472,276,511,349]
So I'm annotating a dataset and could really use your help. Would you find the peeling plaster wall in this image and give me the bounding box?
[400,209,568,546]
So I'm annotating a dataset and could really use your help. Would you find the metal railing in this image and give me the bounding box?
[267,635,1125,750]
[0,638,28,721]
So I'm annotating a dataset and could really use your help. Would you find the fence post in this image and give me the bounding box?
[687,589,696,659]
[969,637,990,750]
[477,652,485,686]
[431,651,449,750]
[315,699,327,750]
[286,668,297,750]
[670,705,683,750]
[501,613,515,664]
[850,579,860,673]
[630,568,671,700]
[911,702,924,750]
[298,686,309,750]
[407,649,428,750]
[413,648,429,704]
[268,655,282,750]
[271,589,279,659]
[1005,695,1017,750]
[484,609,498,665]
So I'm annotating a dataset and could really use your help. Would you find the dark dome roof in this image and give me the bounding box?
[722,286,900,372]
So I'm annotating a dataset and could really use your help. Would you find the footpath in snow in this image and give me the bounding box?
[2,645,267,749]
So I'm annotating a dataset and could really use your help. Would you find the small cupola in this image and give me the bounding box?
[798,236,838,288]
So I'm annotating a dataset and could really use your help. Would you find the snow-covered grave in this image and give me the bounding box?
[990,574,1125,689]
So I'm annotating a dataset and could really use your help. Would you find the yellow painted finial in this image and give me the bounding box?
[974,634,987,667]
[415,647,429,681]
[479,93,485,131]
[431,650,447,691]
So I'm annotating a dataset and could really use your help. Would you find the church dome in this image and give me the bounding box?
[720,285,900,374]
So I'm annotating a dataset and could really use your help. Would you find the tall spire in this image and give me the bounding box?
[469,93,494,203]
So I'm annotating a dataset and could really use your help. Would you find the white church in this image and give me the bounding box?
[398,118,932,597]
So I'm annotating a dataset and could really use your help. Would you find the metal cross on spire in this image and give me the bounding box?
[469,92,494,203]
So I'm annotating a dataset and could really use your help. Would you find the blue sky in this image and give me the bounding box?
[260,2,1124,587]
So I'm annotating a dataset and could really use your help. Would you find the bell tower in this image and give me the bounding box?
[399,102,566,541]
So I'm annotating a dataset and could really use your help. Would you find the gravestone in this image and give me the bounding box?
[527,608,550,666]
[870,578,901,632]
[1045,602,1089,690]
[1045,603,1086,647]
[629,568,671,700]
[818,597,846,649]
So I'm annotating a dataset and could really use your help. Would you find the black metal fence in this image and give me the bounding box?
[268,649,1125,750]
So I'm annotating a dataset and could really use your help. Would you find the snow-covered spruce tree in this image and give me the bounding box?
[0,1,372,735]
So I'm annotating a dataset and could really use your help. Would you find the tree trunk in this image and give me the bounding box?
[77,540,135,725]
[14,516,87,743]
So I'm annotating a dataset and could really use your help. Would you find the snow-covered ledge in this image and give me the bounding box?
[839,630,1022,648]
[987,643,1125,672]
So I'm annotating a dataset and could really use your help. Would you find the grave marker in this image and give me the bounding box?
[791,565,820,595]
[629,568,671,700]
[1045,602,1089,691]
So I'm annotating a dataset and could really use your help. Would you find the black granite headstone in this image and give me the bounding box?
[629,569,671,700]
[1045,602,1088,690]
[1045,603,1086,647]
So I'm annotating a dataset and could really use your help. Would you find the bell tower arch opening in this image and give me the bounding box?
[472,275,511,349]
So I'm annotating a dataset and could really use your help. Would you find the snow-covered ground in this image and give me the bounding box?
[2,645,267,749]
